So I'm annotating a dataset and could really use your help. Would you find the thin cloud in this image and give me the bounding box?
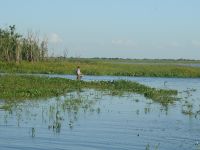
[170,42,181,48]
[48,33,63,44]
[111,39,137,46]
[192,40,200,48]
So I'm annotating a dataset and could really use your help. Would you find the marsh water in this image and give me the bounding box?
[0,75,200,150]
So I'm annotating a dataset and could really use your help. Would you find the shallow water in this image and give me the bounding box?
[178,63,200,68]
[0,75,200,150]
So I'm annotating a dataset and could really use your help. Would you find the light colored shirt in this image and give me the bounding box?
[77,68,81,75]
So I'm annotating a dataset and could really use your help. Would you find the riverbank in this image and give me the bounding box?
[0,59,200,78]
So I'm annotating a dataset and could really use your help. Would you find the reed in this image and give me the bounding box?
[0,58,200,77]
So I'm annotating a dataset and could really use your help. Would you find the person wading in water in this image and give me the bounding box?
[76,66,82,80]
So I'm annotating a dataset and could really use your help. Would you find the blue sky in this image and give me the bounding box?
[1,0,200,59]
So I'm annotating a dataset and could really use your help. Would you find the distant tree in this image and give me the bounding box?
[0,25,21,62]
[0,25,49,63]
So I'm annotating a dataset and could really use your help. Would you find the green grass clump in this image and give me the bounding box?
[0,75,177,106]
[89,80,177,105]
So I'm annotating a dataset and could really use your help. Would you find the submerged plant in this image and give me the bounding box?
[31,127,35,137]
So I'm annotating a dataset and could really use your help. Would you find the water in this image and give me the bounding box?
[178,63,200,68]
[0,75,200,150]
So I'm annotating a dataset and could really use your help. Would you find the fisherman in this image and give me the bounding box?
[76,66,82,80]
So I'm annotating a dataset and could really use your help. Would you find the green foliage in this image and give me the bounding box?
[0,75,177,106]
[0,59,200,77]
[0,25,48,63]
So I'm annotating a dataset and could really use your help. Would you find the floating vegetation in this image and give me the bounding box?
[91,80,178,106]
[145,143,160,150]
[182,109,194,116]
[182,102,194,116]
[182,88,197,99]
[181,101,200,118]
[0,75,177,106]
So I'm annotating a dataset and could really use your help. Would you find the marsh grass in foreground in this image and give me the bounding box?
[0,75,177,106]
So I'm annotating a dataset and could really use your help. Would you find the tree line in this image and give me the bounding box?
[0,25,48,63]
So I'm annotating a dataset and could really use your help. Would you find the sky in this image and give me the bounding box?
[0,0,200,59]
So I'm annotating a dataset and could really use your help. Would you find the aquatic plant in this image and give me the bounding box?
[31,127,35,137]
[88,80,177,105]
[0,75,177,106]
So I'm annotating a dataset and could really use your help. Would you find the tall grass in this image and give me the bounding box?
[0,59,200,77]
